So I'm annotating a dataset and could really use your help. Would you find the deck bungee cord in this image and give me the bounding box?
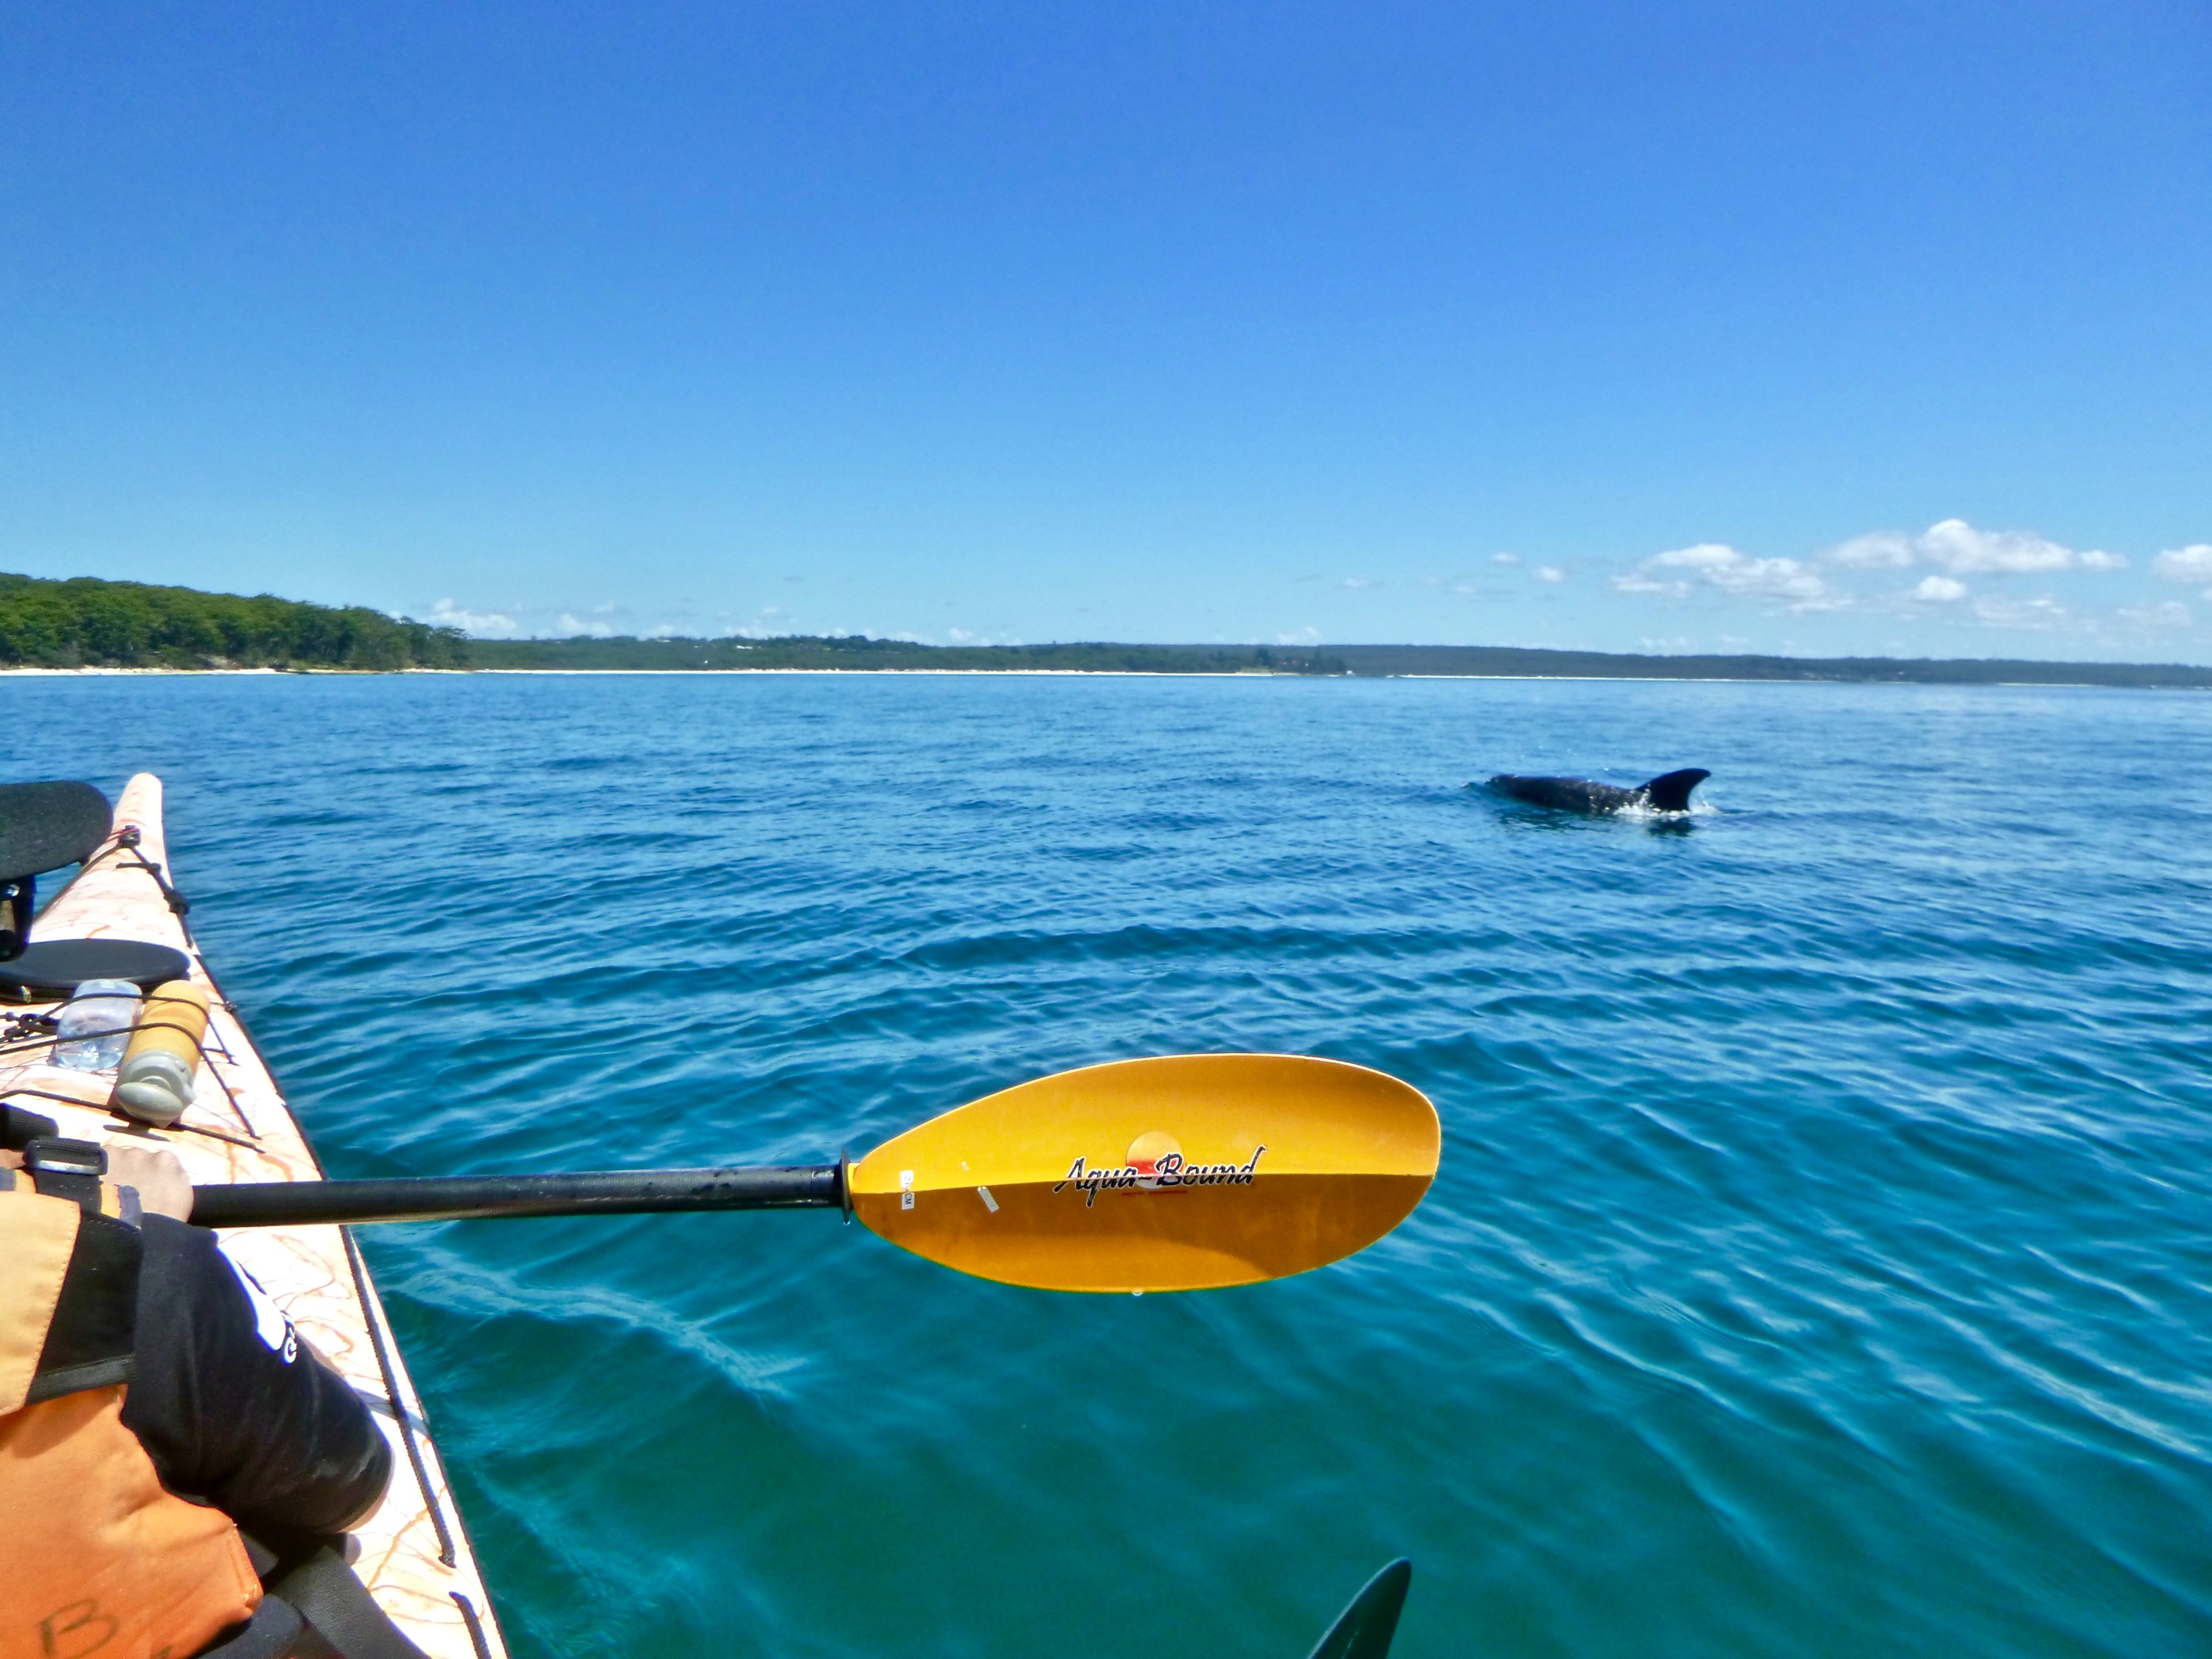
[0,1006,268,1146]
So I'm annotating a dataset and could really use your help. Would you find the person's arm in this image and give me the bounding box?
[121,1212,394,1538]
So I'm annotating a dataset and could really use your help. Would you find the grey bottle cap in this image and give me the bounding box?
[113,1050,195,1128]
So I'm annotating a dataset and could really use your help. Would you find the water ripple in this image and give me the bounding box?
[5,672,2210,1657]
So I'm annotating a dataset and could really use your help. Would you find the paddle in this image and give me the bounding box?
[188,1053,1440,1292]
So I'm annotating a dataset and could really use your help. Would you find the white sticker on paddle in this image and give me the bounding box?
[218,1239,300,1364]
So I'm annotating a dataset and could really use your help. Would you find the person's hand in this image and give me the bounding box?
[103,1139,195,1221]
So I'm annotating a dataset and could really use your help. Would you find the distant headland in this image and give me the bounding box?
[5,572,2208,688]
[0,572,467,670]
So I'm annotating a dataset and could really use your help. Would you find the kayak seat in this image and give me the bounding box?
[0,779,190,998]
[0,936,195,1003]
[0,780,114,888]
[1,779,116,963]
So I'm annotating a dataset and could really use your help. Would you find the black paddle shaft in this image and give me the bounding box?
[189,1164,844,1228]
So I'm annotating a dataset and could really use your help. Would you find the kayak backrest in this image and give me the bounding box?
[0,781,113,883]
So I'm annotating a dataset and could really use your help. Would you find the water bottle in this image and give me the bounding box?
[53,978,143,1071]
[114,978,210,1127]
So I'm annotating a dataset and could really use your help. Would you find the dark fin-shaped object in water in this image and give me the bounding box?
[1638,768,1709,813]
[1305,1559,1412,1659]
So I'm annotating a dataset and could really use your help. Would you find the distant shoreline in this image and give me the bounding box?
[456,637,2212,687]
[5,658,2210,689]
[8,573,2209,685]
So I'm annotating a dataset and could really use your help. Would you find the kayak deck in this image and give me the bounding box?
[0,773,507,1659]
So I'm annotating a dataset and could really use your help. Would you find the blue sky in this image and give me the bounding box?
[4,1,2208,658]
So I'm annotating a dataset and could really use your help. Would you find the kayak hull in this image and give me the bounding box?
[0,774,508,1659]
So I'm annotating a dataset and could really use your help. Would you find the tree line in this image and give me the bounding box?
[0,574,470,669]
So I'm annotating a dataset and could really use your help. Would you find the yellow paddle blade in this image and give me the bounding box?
[849,1054,1439,1293]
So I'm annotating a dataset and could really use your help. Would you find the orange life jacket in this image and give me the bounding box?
[0,1172,261,1659]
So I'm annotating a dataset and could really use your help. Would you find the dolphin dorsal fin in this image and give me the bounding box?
[1638,769,1709,813]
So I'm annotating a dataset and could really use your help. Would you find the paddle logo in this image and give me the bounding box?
[1052,1133,1266,1208]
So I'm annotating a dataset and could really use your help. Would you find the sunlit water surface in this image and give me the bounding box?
[7,672,2210,1658]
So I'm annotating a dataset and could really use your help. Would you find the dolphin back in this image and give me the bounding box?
[1638,768,1710,813]
[1486,770,1709,814]
[1488,774,1638,812]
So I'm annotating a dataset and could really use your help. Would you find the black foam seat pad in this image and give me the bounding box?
[0,938,192,1001]
[0,781,114,883]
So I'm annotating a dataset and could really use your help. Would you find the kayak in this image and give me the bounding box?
[0,773,508,1659]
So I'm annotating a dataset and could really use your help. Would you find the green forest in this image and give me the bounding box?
[0,573,470,669]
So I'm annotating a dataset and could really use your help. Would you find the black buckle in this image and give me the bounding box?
[24,1137,105,1178]
[23,1136,107,1212]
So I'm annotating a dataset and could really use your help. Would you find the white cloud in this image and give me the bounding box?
[425,599,521,637]
[1340,577,1380,590]
[2117,600,2193,630]
[1276,627,1322,645]
[1490,552,1521,566]
[1918,519,2080,574]
[414,598,831,641]
[1829,519,2120,576]
[2152,544,2212,589]
[1533,566,1566,584]
[1967,594,2071,630]
[1627,520,2180,639]
[1831,532,1916,568]
[1613,543,1843,611]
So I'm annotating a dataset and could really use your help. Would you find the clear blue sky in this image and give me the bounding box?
[4,2,2208,658]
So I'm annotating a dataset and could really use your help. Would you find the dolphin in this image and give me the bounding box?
[1486,768,1710,815]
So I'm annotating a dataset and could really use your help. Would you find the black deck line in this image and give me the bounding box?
[344,1225,460,1570]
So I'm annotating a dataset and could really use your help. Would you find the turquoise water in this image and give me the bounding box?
[8,673,2211,1658]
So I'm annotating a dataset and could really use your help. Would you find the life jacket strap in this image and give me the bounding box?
[198,1545,433,1659]
[0,1157,142,1410]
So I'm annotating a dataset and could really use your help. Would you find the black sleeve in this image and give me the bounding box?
[120,1216,393,1538]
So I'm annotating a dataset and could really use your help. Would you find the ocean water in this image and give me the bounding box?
[6,672,2211,1659]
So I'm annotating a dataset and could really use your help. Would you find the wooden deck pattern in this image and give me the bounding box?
[0,773,508,1659]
